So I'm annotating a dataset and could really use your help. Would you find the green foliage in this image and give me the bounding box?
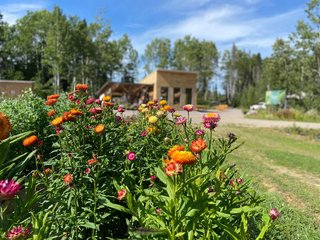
[0,90,277,239]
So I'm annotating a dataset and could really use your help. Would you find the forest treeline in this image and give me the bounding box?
[0,1,319,110]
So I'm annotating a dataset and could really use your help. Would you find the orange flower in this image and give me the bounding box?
[75,84,89,91]
[0,112,12,140]
[62,112,76,122]
[165,162,183,176]
[45,99,57,106]
[23,135,39,147]
[103,95,111,102]
[163,105,172,111]
[87,158,98,165]
[94,124,105,134]
[171,151,196,165]
[117,189,126,201]
[64,174,73,184]
[51,117,63,126]
[47,110,56,117]
[47,94,60,100]
[168,145,185,158]
[190,138,207,153]
[69,108,82,116]
[44,168,53,175]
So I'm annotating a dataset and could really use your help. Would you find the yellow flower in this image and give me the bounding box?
[163,105,172,111]
[51,117,63,126]
[174,113,181,117]
[168,145,185,158]
[156,110,164,117]
[159,100,167,105]
[141,108,149,113]
[148,116,158,124]
[171,151,196,165]
[94,124,105,134]
[103,95,111,102]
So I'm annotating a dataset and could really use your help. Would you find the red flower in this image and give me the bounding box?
[117,189,126,201]
[190,138,207,153]
[64,174,73,184]
[165,162,183,176]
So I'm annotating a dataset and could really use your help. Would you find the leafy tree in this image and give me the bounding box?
[143,38,171,74]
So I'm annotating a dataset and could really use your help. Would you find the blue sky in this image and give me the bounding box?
[0,0,310,87]
[0,0,309,56]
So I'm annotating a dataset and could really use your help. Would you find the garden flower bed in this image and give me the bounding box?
[0,86,279,239]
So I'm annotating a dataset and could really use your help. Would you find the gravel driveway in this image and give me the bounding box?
[126,108,320,129]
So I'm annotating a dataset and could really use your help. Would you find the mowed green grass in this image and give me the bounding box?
[216,125,320,240]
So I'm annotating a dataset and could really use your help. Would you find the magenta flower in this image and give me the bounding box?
[237,178,243,185]
[84,168,91,175]
[141,130,148,137]
[75,99,81,105]
[117,106,125,113]
[0,179,21,201]
[269,208,280,220]
[127,152,136,161]
[176,116,187,125]
[156,208,161,214]
[150,175,157,181]
[68,95,75,101]
[115,116,122,123]
[183,104,194,112]
[195,129,205,136]
[168,108,175,113]
[95,99,101,104]
[6,226,30,240]
[203,112,220,129]
[86,98,96,105]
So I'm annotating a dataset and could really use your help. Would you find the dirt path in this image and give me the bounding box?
[126,108,320,128]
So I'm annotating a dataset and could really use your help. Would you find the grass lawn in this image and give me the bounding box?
[216,125,320,239]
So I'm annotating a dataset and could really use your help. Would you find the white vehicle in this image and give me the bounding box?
[250,102,266,110]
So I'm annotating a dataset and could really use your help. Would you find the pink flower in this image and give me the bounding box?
[183,104,193,112]
[269,208,280,220]
[86,98,95,105]
[237,178,243,184]
[89,107,102,114]
[203,112,220,129]
[117,106,125,113]
[127,152,136,161]
[156,208,161,214]
[176,116,187,125]
[6,226,30,240]
[55,126,64,136]
[150,175,157,181]
[195,129,205,136]
[95,99,101,104]
[68,95,75,101]
[0,179,21,201]
[75,99,81,105]
[141,130,148,137]
[84,168,91,175]
[117,189,126,201]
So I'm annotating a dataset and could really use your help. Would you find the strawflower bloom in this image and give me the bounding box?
[190,138,207,153]
[47,94,60,100]
[148,116,158,124]
[127,152,136,161]
[84,168,91,175]
[6,226,30,240]
[117,106,125,113]
[183,104,194,112]
[103,95,111,102]
[168,107,175,113]
[117,189,126,201]
[94,124,105,134]
[75,84,89,91]
[62,112,76,122]
[141,130,148,137]
[171,151,196,165]
[68,94,75,101]
[165,162,183,176]
[163,105,172,111]
[195,129,205,136]
[55,126,64,135]
[0,112,12,140]
[44,168,53,175]
[168,145,185,158]
[69,108,82,116]
[0,179,21,200]
[203,113,220,129]
[47,110,56,117]
[269,208,280,220]
[237,178,243,184]
[64,174,73,184]
[51,117,63,127]
[88,158,98,165]
[150,175,157,181]
[86,98,95,105]
[175,116,187,125]
[156,208,161,214]
[159,100,167,105]
[22,135,39,147]
[229,179,235,187]
[45,99,57,106]
[147,101,154,106]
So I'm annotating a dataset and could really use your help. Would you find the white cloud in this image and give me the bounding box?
[131,4,305,57]
[1,3,45,25]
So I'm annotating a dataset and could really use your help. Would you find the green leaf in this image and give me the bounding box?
[155,167,174,199]
[175,232,185,237]
[185,209,199,218]
[103,199,132,215]
[230,206,262,214]
[0,140,10,166]
[216,222,240,240]
[79,221,98,229]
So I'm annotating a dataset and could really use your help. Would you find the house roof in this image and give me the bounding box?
[96,82,153,96]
